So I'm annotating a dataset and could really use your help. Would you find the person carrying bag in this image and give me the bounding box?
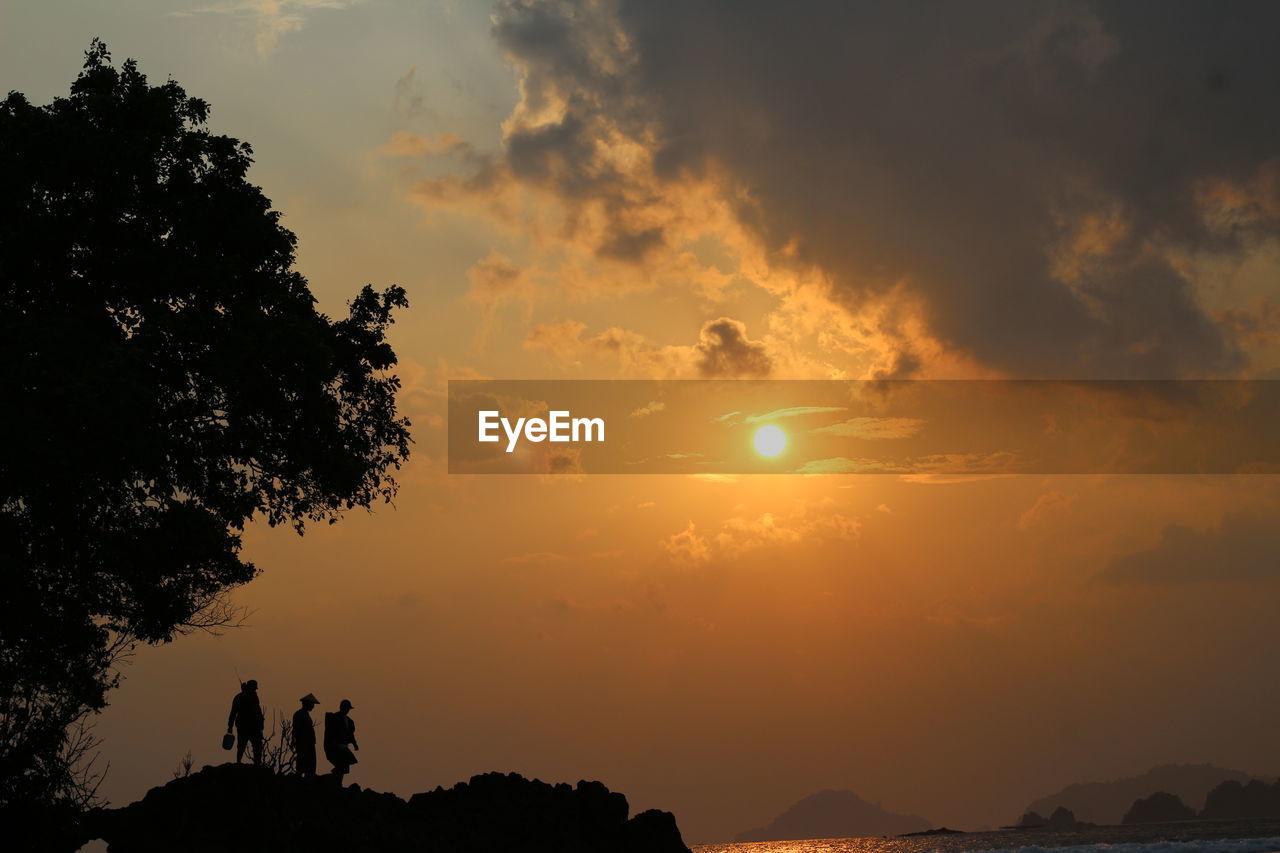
[323,698,359,779]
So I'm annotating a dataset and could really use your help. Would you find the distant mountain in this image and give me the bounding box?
[1024,765,1255,826]
[735,790,931,842]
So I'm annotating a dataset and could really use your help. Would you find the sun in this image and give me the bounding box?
[752,424,787,458]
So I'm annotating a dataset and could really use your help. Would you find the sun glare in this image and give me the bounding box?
[753,424,787,457]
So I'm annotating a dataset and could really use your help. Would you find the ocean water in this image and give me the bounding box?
[694,818,1280,853]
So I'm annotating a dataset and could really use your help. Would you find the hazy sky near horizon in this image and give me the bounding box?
[3,1,1280,844]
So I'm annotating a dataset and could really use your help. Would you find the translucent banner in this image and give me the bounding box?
[447,380,1280,475]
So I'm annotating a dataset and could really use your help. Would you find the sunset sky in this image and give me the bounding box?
[3,1,1280,844]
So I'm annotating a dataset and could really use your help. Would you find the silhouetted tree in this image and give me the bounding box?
[0,40,410,828]
[263,712,298,776]
[172,751,194,780]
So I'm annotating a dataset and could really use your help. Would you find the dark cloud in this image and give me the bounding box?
[467,251,530,308]
[488,0,1280,377]
[1220,296,1280,343]
[542,446,584,475]
[1100,512,1280,584]
[598,226,666,262]
[392,65,436,123]
[694,317,772,378]
[522,315,775,377]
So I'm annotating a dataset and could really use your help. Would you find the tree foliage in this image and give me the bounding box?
[0,40,411,820]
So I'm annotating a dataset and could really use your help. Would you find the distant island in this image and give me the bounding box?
[1123,791,1197,824]
[1118,779,1280,825]
[1012,806,1094,830]
[1202,778,1280,820]
[734,789,931,842]
[1013,766,1280,830]
[900,826,964,837]
[1020,764,1256,826]
[68,764,690,853]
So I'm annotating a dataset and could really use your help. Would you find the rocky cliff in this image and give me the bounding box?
[73,764,690,853]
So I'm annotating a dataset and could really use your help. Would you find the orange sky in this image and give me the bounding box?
[3,0,1280,844]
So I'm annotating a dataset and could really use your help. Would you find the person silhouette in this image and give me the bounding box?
[226,679,265,765]
[323,699,359,779]
[292,693,320,777]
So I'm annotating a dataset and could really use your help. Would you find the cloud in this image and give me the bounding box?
[525,316,774,378]
[660,500,859,563]
[467,251,533,314]
[391,66,441,124]
[1099,512,1280,584]
[693,318,772,378]
[465,251,537,351]
[462,0,1280,378]
[524,320,691,376]
[177,0,363,56]
[661,521,712,565]
[742,406,846,424]
[629,400,665,418]
[1218,296,1280,345]
[812,417,925,439]
[691,473,737,484]
[795,457,909,475]
[1017,490,1076,530]
[382,130,468,158]
[540,446,584,476]
[795,452,1018,475]
[714,506,859,557]
[503,551,568,564]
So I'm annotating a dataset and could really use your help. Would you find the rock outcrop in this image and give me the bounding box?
[75,763,690,853]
